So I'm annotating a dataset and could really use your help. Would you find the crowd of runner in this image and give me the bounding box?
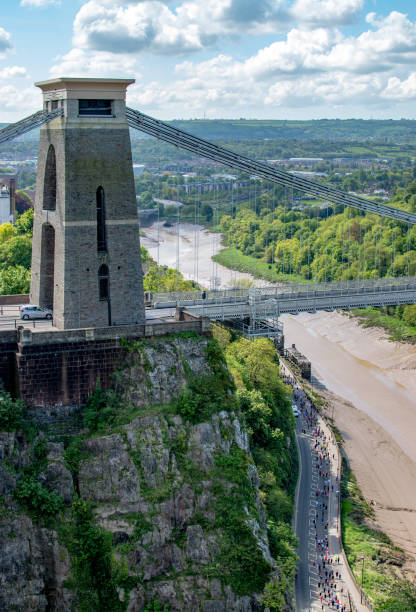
[282,372,350,611]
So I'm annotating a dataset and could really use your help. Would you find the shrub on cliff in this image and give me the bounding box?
[65,497,123,612]
[14,475,64,517]
[0,390,26,431]
[83,385,121,433]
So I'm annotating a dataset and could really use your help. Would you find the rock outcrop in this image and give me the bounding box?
[0,335,278,611]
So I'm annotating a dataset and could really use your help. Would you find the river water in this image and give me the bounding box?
[141,221,416,463]
[141,221,269,289]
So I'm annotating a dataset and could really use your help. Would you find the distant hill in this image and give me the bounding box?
[2,118,416,144]
[168,118,416,143]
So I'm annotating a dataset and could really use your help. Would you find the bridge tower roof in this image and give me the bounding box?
[35,77,135,101]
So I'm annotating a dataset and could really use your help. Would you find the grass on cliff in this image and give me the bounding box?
[341,459,416,611]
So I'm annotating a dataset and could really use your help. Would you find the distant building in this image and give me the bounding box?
[0,179,15,224]
[133,164,146,175]
[289,157,324,165]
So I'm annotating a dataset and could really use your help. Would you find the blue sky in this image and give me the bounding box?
[1,0,416,121]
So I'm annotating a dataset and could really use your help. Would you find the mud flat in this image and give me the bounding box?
[141,221,270,289]
[282,310,416,574]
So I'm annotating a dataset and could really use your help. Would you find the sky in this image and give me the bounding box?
[1,0,416,121]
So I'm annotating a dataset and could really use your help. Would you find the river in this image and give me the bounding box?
[141,221,270,289]
[141,220,416,562]
[142,221,416,458]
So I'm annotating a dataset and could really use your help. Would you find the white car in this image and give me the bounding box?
[20,305,53,320]
[292,404,300,417]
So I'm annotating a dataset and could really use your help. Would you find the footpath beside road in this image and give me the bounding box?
[281,359,371,612]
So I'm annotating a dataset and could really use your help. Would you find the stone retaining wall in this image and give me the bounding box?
[0,294,29,305]
[0,316,211,413]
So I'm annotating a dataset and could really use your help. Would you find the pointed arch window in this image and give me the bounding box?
[43,145,56,210]
[96,186,107,252]
[98,264,109,301]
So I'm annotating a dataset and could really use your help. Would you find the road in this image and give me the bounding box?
[282,360,369,612]
[0,306,176,331]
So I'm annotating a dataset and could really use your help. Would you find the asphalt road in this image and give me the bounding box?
[284,363,353,612]
[0,306,176,331]
[294,417,314,611]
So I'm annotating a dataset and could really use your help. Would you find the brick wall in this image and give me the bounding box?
[0,331,18,394]
[16,336,128,409]
[7,317,211,412]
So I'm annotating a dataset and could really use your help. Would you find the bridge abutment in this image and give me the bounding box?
[1,317,211,417]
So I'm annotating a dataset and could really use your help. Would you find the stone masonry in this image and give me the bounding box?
[30,78,145,329]
[1,317,211,412]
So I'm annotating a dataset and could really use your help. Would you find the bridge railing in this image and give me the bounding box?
[187,287,416,320]
[151,276,416,308]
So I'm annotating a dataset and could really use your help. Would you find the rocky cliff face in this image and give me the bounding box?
[0,335,278,611]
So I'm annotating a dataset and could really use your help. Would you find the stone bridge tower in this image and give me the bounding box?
[30,77,145,329]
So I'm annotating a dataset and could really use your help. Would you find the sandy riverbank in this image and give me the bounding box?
[282,311,416,577]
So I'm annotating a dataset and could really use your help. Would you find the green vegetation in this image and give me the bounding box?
[350,305,416,342]
[214,246,305,283]
[143,601,168,612]
[64,497,124,612]
[142,245,199,292]
[341,460,416,611]
[14,475,64,518]
[174,338,235,423]
[0,208,33,294]
[216,179,416,284]
[0,390,27,431]
[83,384,123,433]
[209,446,273,596]
[2,330,298,609]
[214,327,298,608]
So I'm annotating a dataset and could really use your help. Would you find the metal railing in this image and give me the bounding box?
[152,276,416,306]
[0,317,54,329]
[185,286,416,320]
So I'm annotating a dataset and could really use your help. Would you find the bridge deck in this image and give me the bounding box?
[150,277,416,320]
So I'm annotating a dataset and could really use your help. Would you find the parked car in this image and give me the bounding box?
[292,404,300,417]
[20,305,53,320]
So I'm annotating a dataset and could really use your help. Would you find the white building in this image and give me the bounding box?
[0,185,13,225]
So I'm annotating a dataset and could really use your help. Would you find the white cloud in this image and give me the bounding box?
[0,66,27,79]
[241,12,416,81]
[20,0,60,7]
[0,28,12,55]
[70,0,366,58]
[127,11,416,115]
[73,1,206,55]
[0,85,39,117]
[50,48,141,78]
[290,0,364,27]
[382,73,416,100]
[37,3,416,118]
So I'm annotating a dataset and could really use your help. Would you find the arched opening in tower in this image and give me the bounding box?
[39,223,55,309]
[43,144,57,210]
[98,263,111,325]
[96,186,107,252]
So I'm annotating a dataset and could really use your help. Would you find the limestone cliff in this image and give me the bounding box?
[0,335,283,611]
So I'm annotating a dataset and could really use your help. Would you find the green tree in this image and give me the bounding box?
[15,208,34,236]
[0,265,31,294]
[0,234,32,269]
[0,222,17,244]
